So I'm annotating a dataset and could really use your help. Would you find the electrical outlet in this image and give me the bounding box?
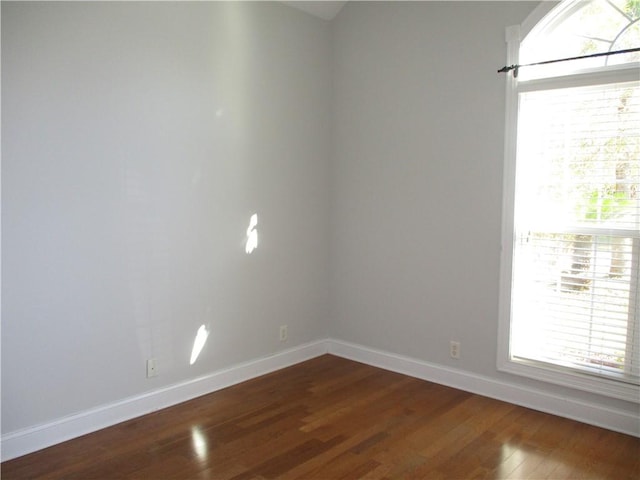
[279,325,288,342]
[450,341,461,359]
[146,358,158,378]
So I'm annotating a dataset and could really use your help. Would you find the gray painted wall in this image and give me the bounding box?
[2,1,331,433]
[329,1,637,416]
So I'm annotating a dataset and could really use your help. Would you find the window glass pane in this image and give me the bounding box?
[519,0,640,79]
[512,81,640,385]
[610,21,640,65]
[512,233,638,382]
[516,82,640,231]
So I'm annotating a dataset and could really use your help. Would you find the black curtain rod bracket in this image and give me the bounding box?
[497,64,519,77]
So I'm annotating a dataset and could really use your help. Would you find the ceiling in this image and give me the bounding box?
[281,1,347,20]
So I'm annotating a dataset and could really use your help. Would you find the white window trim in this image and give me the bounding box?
[497,21,640,403]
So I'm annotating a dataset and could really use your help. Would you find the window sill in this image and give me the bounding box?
[498,357,640,403]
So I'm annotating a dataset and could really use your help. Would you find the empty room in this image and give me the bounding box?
[2,0,639,478]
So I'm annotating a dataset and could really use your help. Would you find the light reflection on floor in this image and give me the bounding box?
[191,426,208,463]
[497,442,570,478]
[498,443,528,477]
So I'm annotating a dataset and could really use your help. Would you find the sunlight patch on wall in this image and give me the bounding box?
[245,213,258,254]
[189,325,210,365]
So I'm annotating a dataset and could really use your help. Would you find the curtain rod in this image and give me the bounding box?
[498,47,640,77]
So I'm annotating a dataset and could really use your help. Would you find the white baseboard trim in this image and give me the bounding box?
[4,338,638,462]
[0,340,330,462]
[327,339,640,438]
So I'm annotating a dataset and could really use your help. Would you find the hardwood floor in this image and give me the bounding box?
[2,354,639,479]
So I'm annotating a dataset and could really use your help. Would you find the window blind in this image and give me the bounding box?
[511,80,640,385]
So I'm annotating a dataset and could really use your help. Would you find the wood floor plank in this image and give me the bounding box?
[2,355,638,479]
[277,422,393,479]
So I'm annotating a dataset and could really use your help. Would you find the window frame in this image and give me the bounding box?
[497,16,640,403]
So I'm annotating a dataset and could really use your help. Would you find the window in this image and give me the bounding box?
[499,0,640,401]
